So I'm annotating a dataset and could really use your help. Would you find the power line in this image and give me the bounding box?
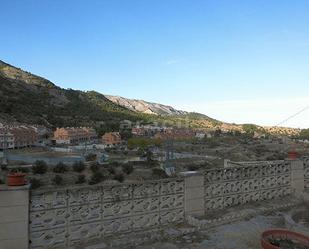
[275,105,309,127]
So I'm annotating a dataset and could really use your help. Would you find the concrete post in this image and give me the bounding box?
[290,160,305,198]
[181,172,205,217]
[0,185,30,249]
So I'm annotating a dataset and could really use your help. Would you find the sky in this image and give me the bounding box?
[1,0,309,128]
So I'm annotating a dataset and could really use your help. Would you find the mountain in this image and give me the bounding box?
[0,60,221,134]
[105,95,187,115]
[0,60,142,131]
[0,59,301,136]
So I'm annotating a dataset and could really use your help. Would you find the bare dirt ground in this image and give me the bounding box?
[120,202,309,249]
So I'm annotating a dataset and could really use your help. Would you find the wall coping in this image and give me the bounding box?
[0,184,30,192]
[30,177,185,194]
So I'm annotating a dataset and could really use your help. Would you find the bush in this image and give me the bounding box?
[1,165,8,171]
[17,167,29,173]
[75,174,86,184]
[32,160,47,174]
[85,153,97,162]
[114,173,125,183]
[122,164,134,175]
[73,161,85,172]
[90,163,99,173]
[30,178,42,189]
[52,175,63,185]
[152,168,167,178]
[0,178,4,184]
[89,171,104,185]
[53,162,67,173]
[187,165,199,171]
[107,165,115,175]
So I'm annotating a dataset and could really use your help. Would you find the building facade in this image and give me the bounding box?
[102,132,122,146]
[53,127,97,144]
[0,126,38,149]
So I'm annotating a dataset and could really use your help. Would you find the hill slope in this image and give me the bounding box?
[0,60,221,133]
[0,60,301,136]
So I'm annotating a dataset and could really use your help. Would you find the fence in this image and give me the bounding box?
[29,179,185,248]
[0,159,305,249]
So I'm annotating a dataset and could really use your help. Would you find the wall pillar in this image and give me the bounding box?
[290,160,305,198]
[182,172,205,217]
[0,185,30,249]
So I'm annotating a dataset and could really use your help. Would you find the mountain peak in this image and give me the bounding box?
[105,95,187,116]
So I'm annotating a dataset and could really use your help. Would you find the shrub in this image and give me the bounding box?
[0,178,4,184]
[85,153,97,162]
[152,168,167,178]
[114,173,125,183]
[30,178,42,189]
[90,163,99,173]
[32,160,47,174]
[52,175,63,185]
[122,164,134,175]
[89,171,104,185]
[187,165,199,171]
[1,165,8,171]
[75,174,86,184]
[73,161,85,172]
[53,162,67,173]
[107,165,115,175]
[17,167,29,173]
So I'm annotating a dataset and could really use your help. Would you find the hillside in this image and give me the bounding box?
[0,60,302,136]
[0,60,221,133]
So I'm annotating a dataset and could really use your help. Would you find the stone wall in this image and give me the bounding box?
[29,178,185,249]
[204,161,292,211]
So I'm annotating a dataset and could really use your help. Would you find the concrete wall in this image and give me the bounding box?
[29,179,185,249]
[183,173,205,216]
[0,159,306,249]
[0,185,30,249]
[204,161,293,211]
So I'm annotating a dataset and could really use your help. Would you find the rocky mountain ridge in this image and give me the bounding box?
[0,59,302,136]
[105,95,187,116]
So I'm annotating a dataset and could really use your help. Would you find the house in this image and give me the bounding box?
[102,132,122,146]
[0,126,38,149]
[0,128,15,149]
[53,127,97,144]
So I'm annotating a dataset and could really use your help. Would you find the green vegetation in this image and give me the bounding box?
[298,129,309,140]
[152,168,167,178]
[89,171,105,185]
[32,160,48,174]
[75,174,86,184]
[30,178,42,189]
[127,137,162,149]
[72,161,85,172]
[122,164,134,175]
[53,162,67,173]
[114,173,125,183]
[85,153,97,162]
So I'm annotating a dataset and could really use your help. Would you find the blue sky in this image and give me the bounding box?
[1,0,309,128]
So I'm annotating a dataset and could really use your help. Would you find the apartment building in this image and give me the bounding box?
[0,126,38,149]
[53,127,97,144]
